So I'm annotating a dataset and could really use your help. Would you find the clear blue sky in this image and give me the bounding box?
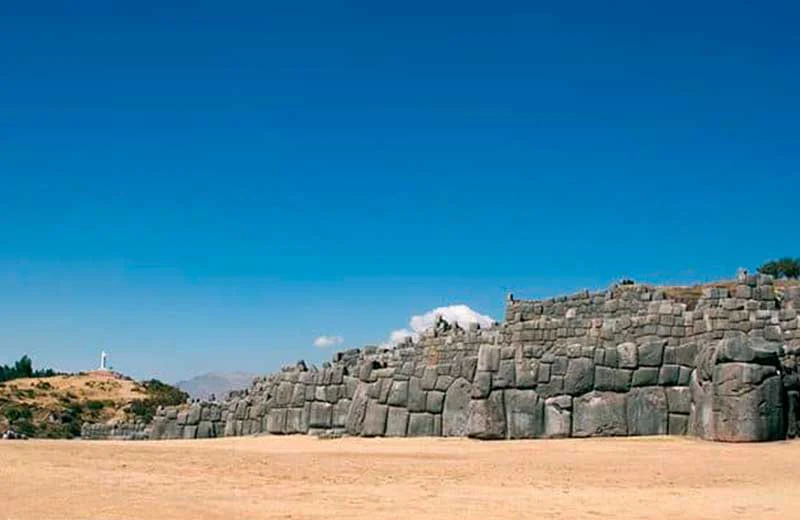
[1,1,798,382]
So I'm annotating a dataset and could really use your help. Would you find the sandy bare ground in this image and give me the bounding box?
[1,436,798,520]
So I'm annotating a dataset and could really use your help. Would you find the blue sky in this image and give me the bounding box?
[1,1,798,382]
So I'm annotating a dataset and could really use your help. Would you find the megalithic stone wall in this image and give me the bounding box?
[141,273,800,443]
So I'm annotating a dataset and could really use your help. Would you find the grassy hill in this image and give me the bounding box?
[0,371,187,438]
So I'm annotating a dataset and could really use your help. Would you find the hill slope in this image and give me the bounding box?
[0,371,188,438]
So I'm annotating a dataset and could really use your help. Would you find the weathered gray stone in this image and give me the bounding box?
[309,401,333,428]
[787,390,799,439]
[493,360,515,388]
[426,390,445,413]
[443,378,471,437]
[408,377,427,412]
[276,381,294,406]
[362,400,388,437]
[544,396,572,438]
[551,356,568,376]
[712,363,784,442]
[385,407,409,437]
[286,407,308,433]
[378,377,393,404]
[421,367,438,390]
[183,425,198,439]
[658,365,680,386]
[477,344,501,372]
[515,359,538,388]
[387,380,409,407]
[537,375,564,397]
[332,399,350,428]
[267,409,287,434]
[186,404,202,426]
[460,356,478,381]
[435,375,455,391]
[504,389,544,439]
[408,413,435,437]
[638,340,665,366]
[196,421,213,439]
[572,391,627,437]
[626,387,667,436]
[467,391,506,439]
[471,371,492,399]
[666,386,691,414]
[564,358,594,396]
[594,366,632,392]
[291,384,306,407]
[632,367,660,387]
[616,342,638,369]
[668,413,688,435]
[345,383,369,435]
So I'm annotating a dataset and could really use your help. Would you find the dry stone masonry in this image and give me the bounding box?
[139,273,800,442]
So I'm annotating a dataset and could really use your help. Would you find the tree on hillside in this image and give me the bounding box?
[758,258,800,279]
[0,355,57,383]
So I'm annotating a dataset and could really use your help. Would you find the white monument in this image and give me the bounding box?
[99,351,109,371]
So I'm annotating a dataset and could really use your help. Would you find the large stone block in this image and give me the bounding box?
[385,407,409,437]
[564,358,594,396]
[387,380,409,407]
[594,366,632,392]
[332,399,350,428]
[515,359,538,388]
[408,413,435,437]
[467,391,506,439]
[267,409,287,434]
[186,404,202,426]
[492,361,515,388]
[309,402,333,428]
[712,364,784,442]
[544,396,572,438]
[276,381,294,406]
[626,387,667,436]
[421,367,438,391]
[477,344,501,372]
[504,389,544,439]
[426,390,445,413]
[345,383,369,435]
[443,378,471,437]
[616,342,638,369]
[362,400,388,437]
[572,391,627,437]
[407,377,427,412]
[286,407,308,433]
[632,367,660,387]
[666,386,691,415]
[291,384,306,407]
[472,371,492,398]
[638,339,665,366]
[196,421,213,439]
[668,413,688,435]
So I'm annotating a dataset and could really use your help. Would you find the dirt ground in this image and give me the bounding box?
[1,435,798,520]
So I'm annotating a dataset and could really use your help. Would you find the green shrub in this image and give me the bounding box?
[86,400,106,412]
[128,380,188,423]
[758,258,800,279]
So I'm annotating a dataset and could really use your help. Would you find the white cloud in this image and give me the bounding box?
[385,304,495,346]
[313,335,343,348]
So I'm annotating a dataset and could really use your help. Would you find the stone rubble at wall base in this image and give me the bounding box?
[87,274,800,442]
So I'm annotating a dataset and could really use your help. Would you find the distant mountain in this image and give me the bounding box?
[175,372,257,400]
